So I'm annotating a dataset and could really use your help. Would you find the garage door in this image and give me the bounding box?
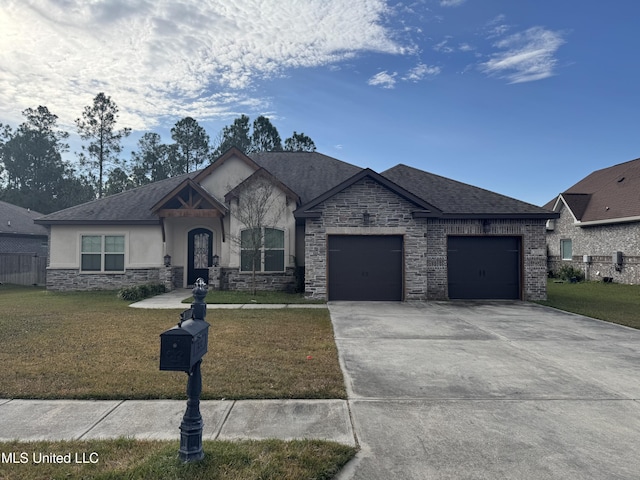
[328,235,403,301]
[447,236,521,300]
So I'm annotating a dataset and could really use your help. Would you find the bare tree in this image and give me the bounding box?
[226,174,286,295]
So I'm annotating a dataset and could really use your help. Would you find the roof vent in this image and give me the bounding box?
[617,176,625,183]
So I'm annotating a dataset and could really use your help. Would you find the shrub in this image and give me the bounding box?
[118,283,166,302]
[556,264,585,282]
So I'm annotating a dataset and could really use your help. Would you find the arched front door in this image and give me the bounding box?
[187,228,213,286]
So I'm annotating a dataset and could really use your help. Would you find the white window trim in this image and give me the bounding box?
[560,238,572,261]
[240,227,287,273]
[79,233,127,273]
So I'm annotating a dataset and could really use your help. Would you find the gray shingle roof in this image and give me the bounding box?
[250,151,363,204]
[382,164,555,217]
[36,153,555,224]
[0,201,48,236]
[35,172,197,224]
[295,168,442,218]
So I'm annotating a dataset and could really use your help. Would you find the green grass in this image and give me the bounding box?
[183,289,325,304]
[537,280,640,329]
[0,438,357,480]
[0,285,346,399]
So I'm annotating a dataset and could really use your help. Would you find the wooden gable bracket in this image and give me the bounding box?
[151,179,229,219]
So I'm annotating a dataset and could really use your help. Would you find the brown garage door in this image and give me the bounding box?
[328,235,403,301]
[447,236,521,300]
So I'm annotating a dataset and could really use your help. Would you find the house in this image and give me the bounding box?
[545,157,640,283]
[35,148,557,300]
[0,200,48,285]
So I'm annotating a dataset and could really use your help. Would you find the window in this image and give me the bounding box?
[560,239,572,260]
[240,227,284,272]
[81,235,125,272]
[264,228,284,272]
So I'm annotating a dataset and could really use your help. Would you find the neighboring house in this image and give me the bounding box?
[35,147,556,300]
[0,200,49,285]
[545,157,640,284]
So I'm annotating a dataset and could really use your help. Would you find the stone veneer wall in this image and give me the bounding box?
[159,266,184,291]
[220,267,296,292]
[304,177,549,301]
[304,177,429,301]
[547,203,640,283]
[47,268,160,291]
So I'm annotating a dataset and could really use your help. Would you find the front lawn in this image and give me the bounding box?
[0,438,356,480]
[537,280,640,329]
[0,285,345,399]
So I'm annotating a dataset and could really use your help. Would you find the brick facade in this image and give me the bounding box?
[304,177,549,301]
[547,202,640,283]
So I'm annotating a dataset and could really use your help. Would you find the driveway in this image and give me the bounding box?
[329,301,640,480]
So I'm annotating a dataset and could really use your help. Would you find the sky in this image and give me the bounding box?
[1,0,639,207]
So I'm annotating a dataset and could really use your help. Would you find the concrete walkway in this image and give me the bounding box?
[0,399,354,445]
[128,288,327,309]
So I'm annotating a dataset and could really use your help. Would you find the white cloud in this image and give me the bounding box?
[484,14,510,39]
[440,0,467,6]
[368,71,398,89]
[433,39,454,53]
[369,62,440,88]
[0,0,404,129]
[481,27,566,83]
[402,63,441,82]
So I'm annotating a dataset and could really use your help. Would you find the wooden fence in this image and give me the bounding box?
[0,253,47,286]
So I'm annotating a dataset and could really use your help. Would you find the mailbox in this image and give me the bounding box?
[160,317,209,372]
[159,278,210,463]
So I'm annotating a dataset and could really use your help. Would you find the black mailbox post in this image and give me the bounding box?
[159,278,210,462]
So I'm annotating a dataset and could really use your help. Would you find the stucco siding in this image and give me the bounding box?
[199,155,255,203]
[49,225,162,269]
[165,218,221,271]
[226,181,297,270]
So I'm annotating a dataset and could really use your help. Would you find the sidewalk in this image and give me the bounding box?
[128,289,328,309]
[0,291,344,446]
[0,398,355,445]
